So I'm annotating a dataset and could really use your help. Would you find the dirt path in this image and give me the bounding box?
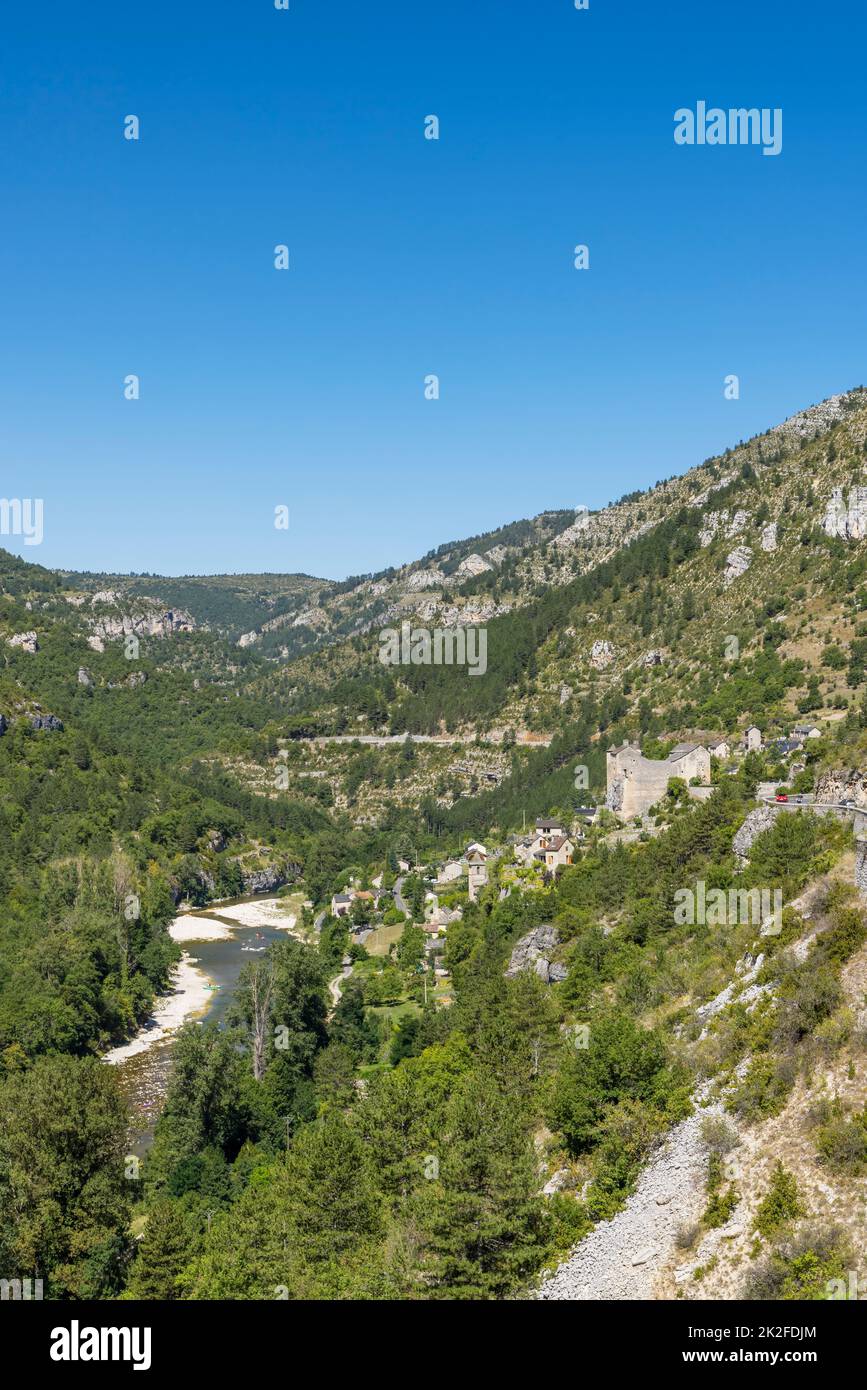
[328,964,352,1014]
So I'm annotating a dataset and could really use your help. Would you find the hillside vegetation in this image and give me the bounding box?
[1,388,866,1301]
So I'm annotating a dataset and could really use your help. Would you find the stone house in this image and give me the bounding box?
[331,888,374,919]
[542,836,575,870]
[743,725,762,752]
[707,736,731,762]
[535,817,567,843]
[514,817,583,867]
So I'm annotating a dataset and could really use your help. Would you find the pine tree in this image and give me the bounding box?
[411,1070,547,1299]
[125,1200,194,1300]
[283,1110,383,1267]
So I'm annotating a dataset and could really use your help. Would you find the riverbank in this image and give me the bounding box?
[102,952,212,1065]
[169,915,231,942]
[103,896,304,1066]
[204,897,300,931]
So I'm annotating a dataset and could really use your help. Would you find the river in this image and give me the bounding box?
[111,894,304,1157]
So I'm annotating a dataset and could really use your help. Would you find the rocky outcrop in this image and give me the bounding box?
[88,599,195,643]
[505,924,564,984]
[553,510,592,549]
[107,671,148,690]
[589,639,615,670]
[456,553,492,578]
[760,522,778,552]
[7,631,38,653]
[770,390,865,444]
[237,604,330,647]
[30,713,64,732]
[732,805,778,866]
[699,509,750,548]
[822,486,867,541]
[77,667,92,686]
[239,865,287,894]
[436,599,511,629]
[406,569,445,591]
[723,545,752,586]
[694,954,769,1034]
[690,474,736,509]
[292,606,328,630]
[559,683,573,706]
[642,649,663,667]
[815,768,867,808]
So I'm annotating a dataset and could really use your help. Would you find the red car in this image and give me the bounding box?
[776,794,789,802]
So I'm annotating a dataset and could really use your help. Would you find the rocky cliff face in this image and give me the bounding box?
[505,924,566,983]
[760,522,778,552]
[85,594,194,642]
[770,390,867,445]
[815,768,867,808]
[240,865,288,894]
[590,639,616,670]
[7,631,39,653]
[723,545,753,587]
[732,805,778,866]
[30,713,63,731]
[700,509,750,548]
[821,486,867,540]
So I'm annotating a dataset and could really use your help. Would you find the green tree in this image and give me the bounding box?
[125,1199,195,1299]
[0,1055,130,1298]
[411,1070,547,1299]
[146,1024,252,1191]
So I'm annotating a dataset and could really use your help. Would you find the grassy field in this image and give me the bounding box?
[364,922,405,956]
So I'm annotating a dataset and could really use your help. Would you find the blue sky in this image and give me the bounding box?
[1,0,865,580]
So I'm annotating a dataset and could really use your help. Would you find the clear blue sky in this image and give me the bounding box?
[1,0,865,580]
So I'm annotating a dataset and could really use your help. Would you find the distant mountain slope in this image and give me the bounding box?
[56,570,327,641]
[3,385,867,771]
[251,386,867,749]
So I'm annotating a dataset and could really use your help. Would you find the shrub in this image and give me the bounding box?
[728,1055,796,1122]
[675,1221,701,1250]
[818,906,867,966]
[773,964,841,1048]
[754,1162,804,1237]
[743,1224,850,1301]
[703,1183,739,1229]
[702,1149,739,1228]
[810,1009,852,1060]
[815,1105,867,1174]
[700,1114,739,1155]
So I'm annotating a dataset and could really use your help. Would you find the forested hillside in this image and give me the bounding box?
[2,389,867,1302]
